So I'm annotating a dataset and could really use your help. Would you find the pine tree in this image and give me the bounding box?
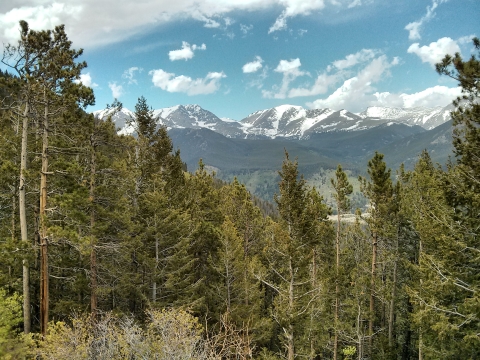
[2,20,94,334]
[331,164,353,360]
[218,179,272,351]
[164,160,223,324]
[260,152,332,359]
[359,152,393,355]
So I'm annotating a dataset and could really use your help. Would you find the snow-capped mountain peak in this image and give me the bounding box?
[93,103,452,139]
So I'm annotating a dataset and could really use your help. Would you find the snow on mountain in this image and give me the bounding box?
[358,105,453,130]
[93,103,452,139]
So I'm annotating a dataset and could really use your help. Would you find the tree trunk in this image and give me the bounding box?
[287,256,294,360]
[388,234,398,348]
[334,209,340,360]
[369,230,377,352]
[357,303,363,360]
[19,103,31,334]
[39,97,49,336]
[90,136,97,317]
[418,238,423,360]
[153,232,158,302]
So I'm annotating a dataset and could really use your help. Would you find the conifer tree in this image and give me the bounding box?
[2,20,94,334]
[164,160,223,323]
[218,179,272,350]
[261,152,332,359]
[359,152,393,355]
[331,164,353,360]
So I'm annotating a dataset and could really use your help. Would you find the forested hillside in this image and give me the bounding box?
[0,22,478,359]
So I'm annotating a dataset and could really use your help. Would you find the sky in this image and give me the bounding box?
[0,0,478,120]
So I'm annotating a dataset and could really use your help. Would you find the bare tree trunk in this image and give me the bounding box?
[418,238,423,360]
[357,303,363,360]
[153,232,158,302]
[369,231,377,352]
[310,248,317,359]
[90,136,97,317]
[287,256,294,360]
[19,103,31,334]
[334,209,340,360]
[39,97,49,336]
[388,233,399,348]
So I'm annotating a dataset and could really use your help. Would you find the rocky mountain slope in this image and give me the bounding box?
[93,104,453,139]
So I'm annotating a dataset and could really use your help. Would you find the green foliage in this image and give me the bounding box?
[331,164,353,214]
[0,288,27,358]
[0,22,478,360]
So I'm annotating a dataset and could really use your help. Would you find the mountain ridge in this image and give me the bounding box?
[93,103,453,139]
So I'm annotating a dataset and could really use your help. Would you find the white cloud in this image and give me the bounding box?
[169,41,206,61]
[298,29,308,36]
[246,66,269,89]
[149,69,226,95]
[108,82,124,98]
[224,17,234,27]
[405,0,448,40]
[242,56,264,73]
[308,55,399,111]
[407,37,461,67]
[348,0,362,9]
[288,72,340,97]
[0,3,82,44]
[263,58,308,99]
[268,0,327,33]
[329,48,379,71]
[240,24,253,35]
[373,85,461,108]
[0,1,371,48]
[74,73,98,88]
[264,49,381,99]
[122,67,143,84]
[268,11,288,33]
[457,34,476,45]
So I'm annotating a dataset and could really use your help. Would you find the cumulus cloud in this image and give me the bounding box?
[288,72,340,97]
[264,49,380,99]
[405,0,448,40]
[308,55,399,111]
[263,58,308,99]
[0,1,370,48]
[329,48,379,71]
[242,56,264,73]
[0,3,82,44]
[149,69,226,95]
[407,37,461,67]
[373,85,461,108]
[74,73,98,88]
[122,67,143,84]
[108,82,124,98]
[168,41,206,61]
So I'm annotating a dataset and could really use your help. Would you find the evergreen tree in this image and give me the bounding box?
[2,20,94,335]
[359,152,393,356]
[331,164,353,360]
[218,179,272,351]
[164,160,223,324]
[261,152,332,359]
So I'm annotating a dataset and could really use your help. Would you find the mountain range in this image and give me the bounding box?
[93,103,456,202]
[93,103,453,139]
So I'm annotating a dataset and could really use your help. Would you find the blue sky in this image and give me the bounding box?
[0,0,478,120]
